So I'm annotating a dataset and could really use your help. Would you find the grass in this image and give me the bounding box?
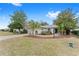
[0,31,14,36]
[0,36,79,55]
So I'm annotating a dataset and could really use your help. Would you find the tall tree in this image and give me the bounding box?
[8,10,27,32]
[54,8,77,35]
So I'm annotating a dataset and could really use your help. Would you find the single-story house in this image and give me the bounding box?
[27,25,58,35]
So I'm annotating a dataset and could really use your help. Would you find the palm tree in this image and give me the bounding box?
[28,20,41,35]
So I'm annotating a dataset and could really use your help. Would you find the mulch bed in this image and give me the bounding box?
[24,35,77,39]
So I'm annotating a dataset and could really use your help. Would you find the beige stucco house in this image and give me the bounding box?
[27,25,58,35]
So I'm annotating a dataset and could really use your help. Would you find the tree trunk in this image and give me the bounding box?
[18,28,20,34]
[32,29,35,36]
[61,30,64,35]
[66,29,70,35]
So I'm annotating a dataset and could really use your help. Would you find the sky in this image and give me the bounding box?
[0,3,79,29]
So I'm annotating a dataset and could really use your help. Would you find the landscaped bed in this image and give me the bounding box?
[0,36,79,56]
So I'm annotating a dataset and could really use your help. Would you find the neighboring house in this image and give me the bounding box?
[13,29,23,33]
[71,28,79,31]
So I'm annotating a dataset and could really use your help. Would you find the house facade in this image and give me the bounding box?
[27,25,58,35]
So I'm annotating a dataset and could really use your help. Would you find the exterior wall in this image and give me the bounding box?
[27,29,42,35]
[28,29,33,35]
[27,28,58,35]
[50,29,54,34]
[28,28,55,35]
[41,29,48,32]
[34,29,42,35]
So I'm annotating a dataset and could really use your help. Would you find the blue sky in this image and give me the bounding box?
[0,3,79,29]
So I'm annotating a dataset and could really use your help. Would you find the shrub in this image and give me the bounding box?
[0,29,5,31]
[71,30,79,36]
[0,29,9,32]
[21,29,28,34]
[9,29,13,32]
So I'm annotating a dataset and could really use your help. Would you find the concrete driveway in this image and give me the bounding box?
[0,34,27,41]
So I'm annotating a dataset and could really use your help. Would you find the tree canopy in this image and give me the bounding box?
[54,8,78,35]
[8,10,27,31]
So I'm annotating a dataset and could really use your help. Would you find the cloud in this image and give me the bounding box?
[46,11,60,19]
[76,13,79,17]
[12,3,22,6]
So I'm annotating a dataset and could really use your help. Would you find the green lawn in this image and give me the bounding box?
[0,31,14,36]
[0,36,79,56]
